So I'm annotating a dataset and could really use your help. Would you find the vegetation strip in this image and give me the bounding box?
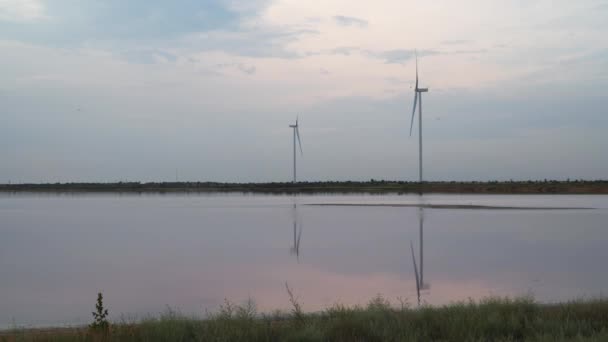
[2,180,608,194]
[2,296,608,341]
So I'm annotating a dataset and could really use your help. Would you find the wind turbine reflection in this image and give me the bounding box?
[411,207,430,306]
[290,200,303,262]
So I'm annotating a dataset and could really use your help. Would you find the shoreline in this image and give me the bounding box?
[2,180,608,194]
[306,203,595,210]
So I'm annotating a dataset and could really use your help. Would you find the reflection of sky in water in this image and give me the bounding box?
[1,193,607,328]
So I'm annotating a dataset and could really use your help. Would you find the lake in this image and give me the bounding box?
[1,193,607,328]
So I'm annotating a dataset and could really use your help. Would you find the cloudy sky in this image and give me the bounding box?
[1,0,607,183]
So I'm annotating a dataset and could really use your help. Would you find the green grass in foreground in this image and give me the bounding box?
[3,295,608,341]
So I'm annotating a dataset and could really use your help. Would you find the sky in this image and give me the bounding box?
[1,0,607,183]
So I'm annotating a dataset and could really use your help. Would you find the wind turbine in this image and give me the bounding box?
[289,117,303,183]
[409,52,429,185]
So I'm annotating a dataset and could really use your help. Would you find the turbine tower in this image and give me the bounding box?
[409,52,429,185]
[289,117,303,183]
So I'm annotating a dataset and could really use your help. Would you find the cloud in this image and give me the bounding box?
[593,3,608,11]
[121,49,178,64]
[216,62,256,74]
[317,46,439,65]
[0,0,318,63]
[441,40,473,45]
[0,0,47,22]
[384,77,408,85]
[451,49,488,55]
[181,25,317,59]
[367,49,439,64]
[328,46,361,56]
[0,0,242,45]
[333,15,368,28]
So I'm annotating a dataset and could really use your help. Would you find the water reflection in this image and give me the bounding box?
[2,193,608,327]
[290,199,430,304]
[290,199,302,262]
[410,207,430,306]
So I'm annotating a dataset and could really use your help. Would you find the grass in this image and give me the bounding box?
[2,296,608,341]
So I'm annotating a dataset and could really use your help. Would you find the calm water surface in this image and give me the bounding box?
[1,193,607,328]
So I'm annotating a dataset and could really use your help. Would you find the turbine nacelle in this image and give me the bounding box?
[416,88,429,93]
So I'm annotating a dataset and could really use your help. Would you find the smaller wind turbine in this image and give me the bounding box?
[289,117,303,183]
[409,52,429,185]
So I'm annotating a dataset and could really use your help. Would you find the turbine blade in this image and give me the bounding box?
[409,92,418,136]
[296,126,303,155]
[410,240,420,302]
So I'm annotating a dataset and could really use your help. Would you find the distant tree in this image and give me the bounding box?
[90,292,110,333]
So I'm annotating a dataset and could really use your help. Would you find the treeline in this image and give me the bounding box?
[1,179,608,194]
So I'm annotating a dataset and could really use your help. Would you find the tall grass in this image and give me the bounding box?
[2,296,608,341]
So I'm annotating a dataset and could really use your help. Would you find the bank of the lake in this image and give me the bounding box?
[3,296,608,341]
[2,180,608,194]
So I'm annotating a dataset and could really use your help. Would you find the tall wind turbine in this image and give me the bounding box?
[409,52,429,185]
[289,117,303,183]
